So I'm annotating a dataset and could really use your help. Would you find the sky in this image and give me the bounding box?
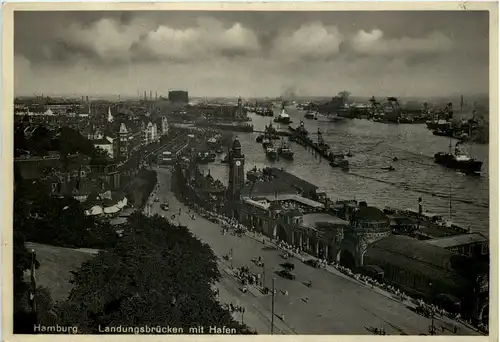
[14,11,490,99]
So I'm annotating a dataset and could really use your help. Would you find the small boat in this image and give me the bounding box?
[433,129,453,137]
[295,121,308,136]
[221,155,229,163]
[381,166,396,171]
[262,138,272,149]
[304,111,315,119]
[266,146,278,160]
[278,141,294,160]
[256,135,264,143]
[330,156,349,170]
[346,150,353,157]
[215,148,223,154]
[196,152,216,164]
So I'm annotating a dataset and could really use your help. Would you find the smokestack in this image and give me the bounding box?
[144,91,147,100]
[150,91,152,101]
[155,91,158,100]
[82,96,84,101]
[86,96,89,103]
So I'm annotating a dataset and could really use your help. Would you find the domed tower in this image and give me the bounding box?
[228,137,245,200]
[347,202,391,267]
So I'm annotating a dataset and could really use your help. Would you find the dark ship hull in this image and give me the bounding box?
[278,149,294,160]
[434,153,482,173]
[266,151,278,161]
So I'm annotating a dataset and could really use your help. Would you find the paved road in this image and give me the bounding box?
[147,167,481,336]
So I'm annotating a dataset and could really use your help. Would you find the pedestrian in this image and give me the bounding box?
[453,326,458,334]
[284,290,288,296]
[441,326,445,333]
[281,313,285,321]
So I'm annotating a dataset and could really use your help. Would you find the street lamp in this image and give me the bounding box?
[271,277,276,335]
[428,282,436,335]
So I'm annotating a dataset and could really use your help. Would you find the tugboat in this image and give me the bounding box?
[295,120,308,136]
[278,140,294,160]
[330,155,349,170]
[266,145,278,161]
[274,108,292,124]
[262,137,272,149]
[434,139,482,173]
[432,128,454,137]
[304,111,315,119]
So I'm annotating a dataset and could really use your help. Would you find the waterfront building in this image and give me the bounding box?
[424,233,489,258]
[364,234,489,325]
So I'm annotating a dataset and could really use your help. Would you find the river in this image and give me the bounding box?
[198,106,490,237]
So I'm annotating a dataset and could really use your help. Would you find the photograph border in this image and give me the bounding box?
[2,2,498,341]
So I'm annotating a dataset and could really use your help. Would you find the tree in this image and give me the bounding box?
[57,214,254,334]
[58,127,95,157]
[13,229,40,333]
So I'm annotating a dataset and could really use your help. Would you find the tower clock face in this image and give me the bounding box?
[235,161,241,166]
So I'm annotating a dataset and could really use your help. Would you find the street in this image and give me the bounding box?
[146,167,481,335]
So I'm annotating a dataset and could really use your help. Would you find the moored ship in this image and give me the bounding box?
[304,111,316,119]
[274,108,292,124]
[266,145,278,160]
[278,140,294,160]
[434,140,482,173]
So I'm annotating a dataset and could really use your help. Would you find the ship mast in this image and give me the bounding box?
[448,183,452,221]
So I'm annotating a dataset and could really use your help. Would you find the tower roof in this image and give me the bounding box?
[232,137,241,150]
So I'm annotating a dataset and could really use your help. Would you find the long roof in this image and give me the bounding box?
[302,213,348,229]
[365,235,473,290]
[265,167,318,193]
[260,194,324,208]
[425,233,488,249]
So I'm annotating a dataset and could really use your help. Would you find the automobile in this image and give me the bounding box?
[161,203,169,211]
[154,197,160,202]
[281,262,295,270]
[277,269,296,280]
[304,259,321,268]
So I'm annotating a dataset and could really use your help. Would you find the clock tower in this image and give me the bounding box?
[228,137,245,200]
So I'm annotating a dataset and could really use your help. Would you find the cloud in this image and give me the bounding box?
[270,22,344,61]
[349,29,454,56]
[58,18,147,62]
[51,16,260,63]
[138,18,260,61]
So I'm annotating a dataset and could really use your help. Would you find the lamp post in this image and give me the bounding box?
[428,282,436,335]
[271,277,276,335]
[230,248,233,269]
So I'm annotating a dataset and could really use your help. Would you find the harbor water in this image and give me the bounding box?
[199,106,490,236]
